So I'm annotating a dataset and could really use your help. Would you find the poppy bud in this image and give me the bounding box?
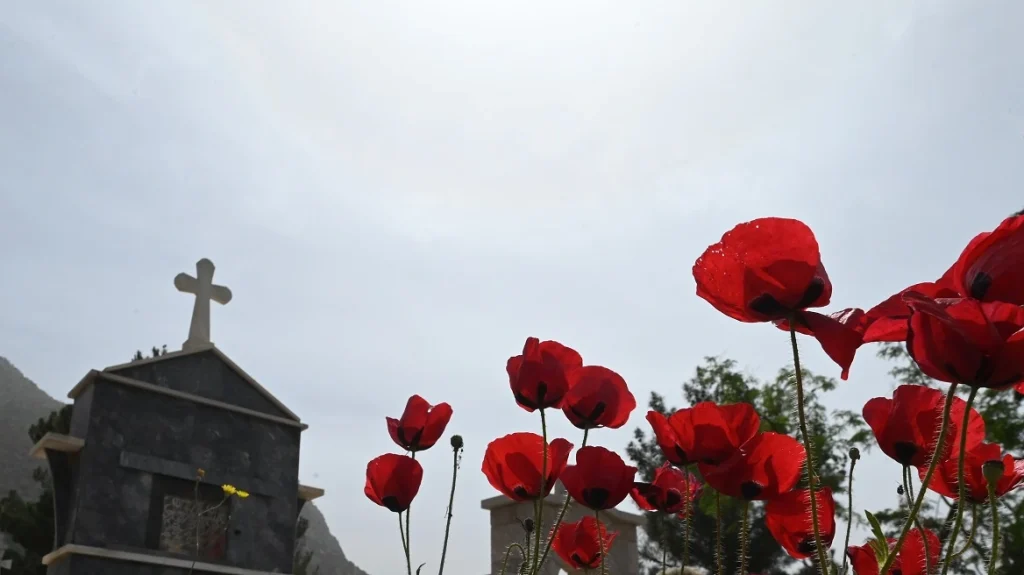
[983,459,1006,485]
[451,435,464,450]
[523,518,535,533]
[849,447,860,461]
[897,485,904,496]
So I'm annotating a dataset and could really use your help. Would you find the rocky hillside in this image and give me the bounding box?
[0,355,368,575]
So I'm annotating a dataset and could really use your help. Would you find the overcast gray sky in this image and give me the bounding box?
[2,1,1022,574]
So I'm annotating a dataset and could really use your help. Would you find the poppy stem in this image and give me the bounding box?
[498,542,526,575]
[715,490,723,575]
[536,428,589,572]
[879,382,959,575]
[950,503,977,559]
[437,440,463,575]
[682,474,692,573]
[399,512,412,575]
[406,453,416,575]
[940,387,978,575]
[531,408,549,575]
[902,466,932,574]
[739,500,750,575]
[660,530,667,575]
[595,510,608,575]
[988,483,1000,574]
[840,454,858,575]
[787,321,830,574]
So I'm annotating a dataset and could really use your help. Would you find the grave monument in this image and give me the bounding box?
[30,258,324,574]
[481,481,645,574]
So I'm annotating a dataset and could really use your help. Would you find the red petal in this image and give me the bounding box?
[952,215,1024,304]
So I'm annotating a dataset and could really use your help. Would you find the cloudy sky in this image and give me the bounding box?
[1,1,1022,573]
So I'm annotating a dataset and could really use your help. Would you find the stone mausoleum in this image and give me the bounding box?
[29,258,323,574]
[482,481,645,575]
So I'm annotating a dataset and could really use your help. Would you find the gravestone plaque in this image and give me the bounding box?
[30,259,326,575]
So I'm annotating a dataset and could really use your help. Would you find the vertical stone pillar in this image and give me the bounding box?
[481,484,645,575]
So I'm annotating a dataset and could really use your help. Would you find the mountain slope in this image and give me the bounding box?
[298,503,370,575]
[0,357,63,499]
[0,355,368,575]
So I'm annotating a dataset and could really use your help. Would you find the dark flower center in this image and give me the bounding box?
[571,552,600,569]
[381,495,404,513]
[398,427,423,450]
[893,441,918,466]
[571,401,607,428]
[748,277,826,318]
[740,481,763,500]
[969,272,992,300]
[583,487,611,509]
[513,486,531,499]
[673,446,693,466]
[797,537,817,555]
[663,489,682,510]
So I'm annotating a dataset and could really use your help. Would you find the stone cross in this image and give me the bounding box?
[174,258,232,351]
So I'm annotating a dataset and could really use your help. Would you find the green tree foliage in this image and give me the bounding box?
[873,343,1024,574]
[627,356,870,575]
[0,404,72,575]
[294,516,320,574]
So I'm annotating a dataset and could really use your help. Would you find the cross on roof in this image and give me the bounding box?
[174,258,232,351]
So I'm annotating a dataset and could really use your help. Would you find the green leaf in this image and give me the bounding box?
[865,510,888,562]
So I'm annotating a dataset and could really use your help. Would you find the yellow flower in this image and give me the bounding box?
[221,484,237,496]
[197,468,206,478]
[236,490,250,499]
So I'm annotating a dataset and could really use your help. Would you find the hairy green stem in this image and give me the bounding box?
[530,409,549,575]
[535,429,588,572]
[840,456,858,575]
[988,483,1000,574]
[682,471,692,572]
[951,504,977,559]
[405,452,416,575]
[661,530,667,575]
[715,491,723,575]
[788,321,830,573]
[739,500,750,575]
[880,382,958,575]
[437,443,463,575]
[498,542,526,575]
[902,466,932,574]
[399,512,412,575]
[940,387,978,575]
[596,510,608,575]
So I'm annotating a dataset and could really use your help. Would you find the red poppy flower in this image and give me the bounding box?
[386,395,453,452]
[693,218,832,323]
[364,453,423,513]
[765,487,836,559]
[646,402,760,467]
[629,463,702,515]
[846,529,940,575]
[862,384,985,467]
[482,433,573,501]
[562,365,636,430]
[951,215,1024,304]
[922,442,1024,503]
[904,292,1024,388]
[693,218,863,379]
[845,542,881,575]
[861,280,960,343]
[561,446,637,510]
[699,432,805,501]
[507,337,583,411]
[551,516,618,571]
